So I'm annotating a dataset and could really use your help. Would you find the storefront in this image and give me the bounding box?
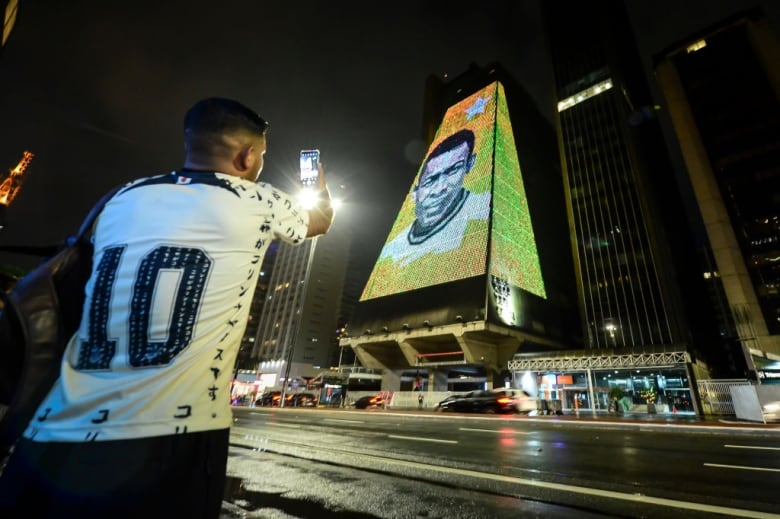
[508,351,698,415]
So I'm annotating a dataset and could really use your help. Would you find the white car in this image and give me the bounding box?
[492,388,537,414]
[762,401,780,423]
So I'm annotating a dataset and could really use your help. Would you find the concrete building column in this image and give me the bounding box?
[429,369,448,391]
[381,369,401,391]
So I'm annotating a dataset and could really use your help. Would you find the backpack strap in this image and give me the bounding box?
[68,184,123,246]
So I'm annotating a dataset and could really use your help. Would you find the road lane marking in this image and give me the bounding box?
[704,462,780,473]
[324,418,365,424]
[361,453,777,517]
[724,444,780,451]
[459,427,530,435]
[230,428,775,518]
[387,434,457,444]
[266,423,301,429]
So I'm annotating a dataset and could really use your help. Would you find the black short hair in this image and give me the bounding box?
[183,98,268,155]
[426,129,475,162]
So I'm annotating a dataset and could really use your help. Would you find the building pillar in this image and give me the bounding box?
[586,368,597,416]
[429,369,448,391]
[382,369,401,391]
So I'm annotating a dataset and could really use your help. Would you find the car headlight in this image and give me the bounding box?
[762,403,780,412]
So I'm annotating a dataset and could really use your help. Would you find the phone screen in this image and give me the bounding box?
[300,149,320,187]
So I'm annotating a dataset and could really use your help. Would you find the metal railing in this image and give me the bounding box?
[697,379,752,416]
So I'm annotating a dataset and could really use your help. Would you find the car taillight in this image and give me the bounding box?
[497,397,512,404]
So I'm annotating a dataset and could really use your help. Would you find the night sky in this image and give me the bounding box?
[1,0,777,286]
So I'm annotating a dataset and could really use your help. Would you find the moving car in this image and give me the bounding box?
[762,401,780,423]
[492,388,536,414]
[436,390,516,414]
[289,392,318,407]
[354,394,385,409]
[256,391,282,407]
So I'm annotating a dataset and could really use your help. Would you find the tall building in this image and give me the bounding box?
[251,206,351,389]
[0,151,33,230]
[654,6,780,381]
[2,1,19,51]
[342,66,578,392]
[541,0,725,356]
[233,240,279,373]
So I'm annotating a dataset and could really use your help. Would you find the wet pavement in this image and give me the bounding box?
[219,409,779,517]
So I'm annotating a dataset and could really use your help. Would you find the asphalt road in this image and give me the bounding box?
[223,407,780,518]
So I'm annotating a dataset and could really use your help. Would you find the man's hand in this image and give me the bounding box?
[306,162,334,237]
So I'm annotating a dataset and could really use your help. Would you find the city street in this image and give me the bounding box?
[222,407,780,518]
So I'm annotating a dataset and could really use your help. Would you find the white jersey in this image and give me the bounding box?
[24,171,309,442]
[380,189,490,267]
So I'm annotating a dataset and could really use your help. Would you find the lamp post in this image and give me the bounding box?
[279,235,318,407]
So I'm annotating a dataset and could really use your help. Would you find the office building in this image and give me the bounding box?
[2,0,19,50]
[342,65,579,392]
[505,0,737,414]
[251,207,351,390]
[654,6,780,382]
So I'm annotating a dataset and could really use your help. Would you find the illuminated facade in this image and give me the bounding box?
[2,0,19,49]
[361,82,545,303]
[654,7,780,381]
[0,151,33,230]
[344,65,578,390]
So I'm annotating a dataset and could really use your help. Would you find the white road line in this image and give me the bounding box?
[459,427,530,435]
[266,423,301,429]
[725,444,780,451]
[371,456,777,518]
[324,418,365,424]
[704,462,780,473]
[229,429,777,518]
[387,434,458,444]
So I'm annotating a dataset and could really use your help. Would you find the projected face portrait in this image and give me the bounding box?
[360,84,497,300]
[411,130,476,244]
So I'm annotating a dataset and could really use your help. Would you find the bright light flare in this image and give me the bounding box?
[298,188,319,209]
[298,188,342,211]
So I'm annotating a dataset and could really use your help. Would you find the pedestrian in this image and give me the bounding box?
[0,97,334,518]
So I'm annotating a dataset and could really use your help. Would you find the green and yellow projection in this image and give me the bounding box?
[360,81,545,301]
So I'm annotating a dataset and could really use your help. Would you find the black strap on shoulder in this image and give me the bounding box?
[71,184,123,245]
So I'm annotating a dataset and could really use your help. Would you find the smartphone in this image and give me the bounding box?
[300,149,320,187]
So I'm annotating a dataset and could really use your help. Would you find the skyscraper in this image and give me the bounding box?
[342,66,578,391]
[2,1,19,51]
[250,206,351,389]
[654,6,780,381]
[541,0,720,365]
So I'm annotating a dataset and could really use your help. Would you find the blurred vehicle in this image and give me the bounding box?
[435,393,465,411]
[436,390,516,414]
[289,392,318,407]
[354,394,384,409]
[762,401,780,423]
[492,388,536,414]
[230,394,252,406]
[256,391,282,407]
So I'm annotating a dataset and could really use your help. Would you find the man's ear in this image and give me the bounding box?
[235,145,254,173]
[467,152,477,170]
